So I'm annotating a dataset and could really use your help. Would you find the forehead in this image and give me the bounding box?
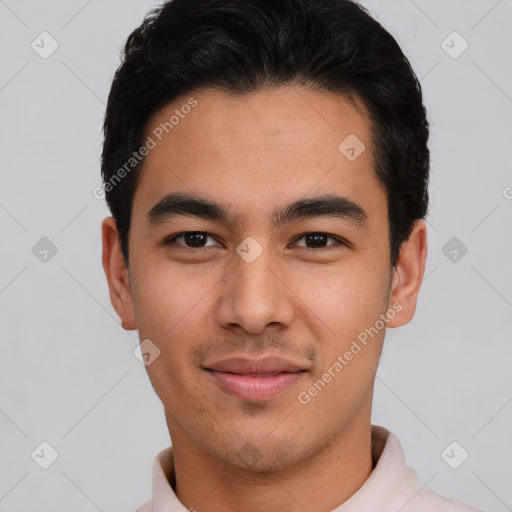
[132,86,386,229]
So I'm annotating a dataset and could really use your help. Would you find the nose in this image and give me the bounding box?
[216,244,295,335]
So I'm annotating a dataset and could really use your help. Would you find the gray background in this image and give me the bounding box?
[1,0,511,510]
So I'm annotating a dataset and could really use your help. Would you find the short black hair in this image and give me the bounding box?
[101,0,429,268]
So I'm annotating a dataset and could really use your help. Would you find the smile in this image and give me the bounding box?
[204,356,308,401]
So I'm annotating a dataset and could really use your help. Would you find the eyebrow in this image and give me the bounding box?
[146,192,368,229]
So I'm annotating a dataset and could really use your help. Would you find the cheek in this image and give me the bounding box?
[131,257,218,336]
[288,255,390,397]
[290,258,390,333]
[130,261,216,381]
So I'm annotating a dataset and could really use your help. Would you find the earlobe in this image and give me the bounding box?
[101,217,137,330]
[387,219,428,328]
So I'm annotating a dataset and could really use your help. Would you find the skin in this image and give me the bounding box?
[102,86,427,512]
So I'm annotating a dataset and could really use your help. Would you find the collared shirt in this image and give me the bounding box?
[136,425,483,512]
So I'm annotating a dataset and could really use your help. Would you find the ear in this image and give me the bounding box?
[101,217,137,330]
[386,219,428,328]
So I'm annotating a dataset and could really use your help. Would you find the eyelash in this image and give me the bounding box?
[163,231,347,252]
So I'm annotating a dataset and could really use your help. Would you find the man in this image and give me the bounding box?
[100,0,482,510]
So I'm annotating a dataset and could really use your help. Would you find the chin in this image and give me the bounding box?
[202,434,318,473]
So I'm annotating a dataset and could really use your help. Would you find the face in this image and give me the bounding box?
[103,86,427,472]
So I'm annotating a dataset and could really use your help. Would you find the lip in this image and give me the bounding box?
[205,357,307,401]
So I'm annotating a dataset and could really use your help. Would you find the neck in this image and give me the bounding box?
[167,415,374,512]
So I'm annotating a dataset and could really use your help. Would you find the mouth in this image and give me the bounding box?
[204,356,307,401]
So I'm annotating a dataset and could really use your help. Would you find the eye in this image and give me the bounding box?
[291,232,345,249]
[164,231,221,250]
[162,231,347,252]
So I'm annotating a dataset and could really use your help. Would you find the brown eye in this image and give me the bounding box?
[166,231,220,249]
[293,232,343,249]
